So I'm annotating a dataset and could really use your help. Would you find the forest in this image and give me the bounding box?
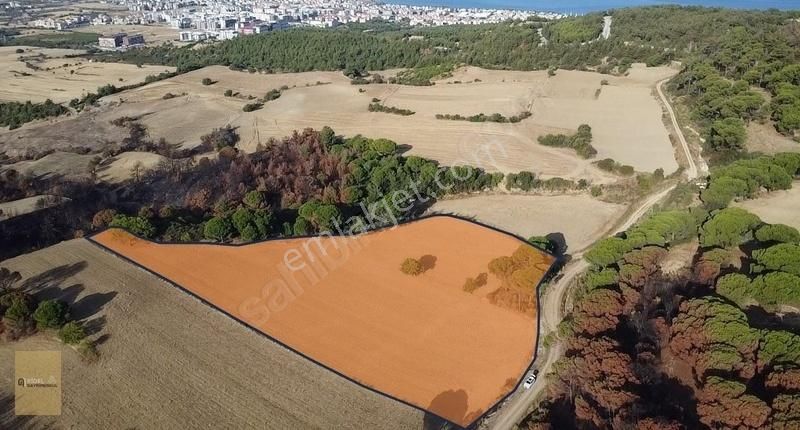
[526,209,800,429]
[0,126,505,257]
[523,153,800,429]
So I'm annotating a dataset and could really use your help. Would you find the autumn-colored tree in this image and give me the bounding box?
[554,336,640,412]
[697,376,770,429]
[91,208,117,229]
[572,288,625,335]
[670,298,760,381]
[766,365,800,392]
[770,394,800,430]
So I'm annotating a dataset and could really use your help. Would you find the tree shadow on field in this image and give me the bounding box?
[423,388,474,430]
[0,391,39,428]
[70,291,118,320]
[20,262,87,292]
[420,255,438,272]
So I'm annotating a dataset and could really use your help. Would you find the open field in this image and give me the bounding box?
[0,195,63,221]
[0,46,175,103]
[734,183,800,230]
[746,122,800,154]
[0,239,426,429]
[1,150,167,183]
[428,194,627,253]
[91,216,553,427]
[1,64,678,183]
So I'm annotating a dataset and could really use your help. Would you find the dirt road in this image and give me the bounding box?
[486,184,676,430]
[657,78,700,179]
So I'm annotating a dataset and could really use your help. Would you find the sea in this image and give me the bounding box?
[389,0,800,13]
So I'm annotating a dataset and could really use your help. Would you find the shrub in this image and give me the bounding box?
[201,78,214,86]
[224,89,233,97]
[58,321,86,345]
[400,258,424,276]
[3,295,32,322]
[242,102,263,112]
[204,216,233,241]
[92,209,117,228]
[109,214,156,238]
[463,273,488,293]
[33,300,67,329]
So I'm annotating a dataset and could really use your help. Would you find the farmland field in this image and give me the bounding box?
[0,239,425,429]
[0,46,175,103]
[429,194,626,253]
[91,216,553,427]
[1,64,679,182]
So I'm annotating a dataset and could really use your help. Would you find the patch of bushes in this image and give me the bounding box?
[1,99,68,129]
[595,158,635,176]
[368,103,415,116]
[537,124,597,159]
[435,111,531,123]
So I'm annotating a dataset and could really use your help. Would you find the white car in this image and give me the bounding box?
[522,370,539,389]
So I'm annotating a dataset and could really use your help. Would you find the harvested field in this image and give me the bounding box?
[3,151,96,180]
[0,46,175,103]
[0,239,425,429]
[97,151,168,182]
[2,64,679,183]
[429,194,626,253]
[0,195,64,221]
[734,184,800,230]
[0,150,166,183]
[91,216,553,427]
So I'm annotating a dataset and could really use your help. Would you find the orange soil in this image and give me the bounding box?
[91,216,553,426]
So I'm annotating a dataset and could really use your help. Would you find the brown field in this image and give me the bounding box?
[746,122,800,154]
[429,194,626,253]
[0,150,163,183]
[734,183,800,230]
[0,195,64,220]
[0,239,426,429]
[1,64,678,182]
[0,46,175,103]
[91,216,553,426]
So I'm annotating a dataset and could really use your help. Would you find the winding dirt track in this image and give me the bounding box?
[488,70,703,430]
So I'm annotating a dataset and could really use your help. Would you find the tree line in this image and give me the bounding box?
[527,204,800,429]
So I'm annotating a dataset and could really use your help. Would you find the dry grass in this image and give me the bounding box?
[0,239,425,429]
[0,46,175,103]
[2,64,678,184]
[428,194,626,253]
[734,183,800,230]
[746,122,800,155]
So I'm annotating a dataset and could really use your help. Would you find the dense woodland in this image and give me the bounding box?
[523,153,800,429]
[0,126,505,257]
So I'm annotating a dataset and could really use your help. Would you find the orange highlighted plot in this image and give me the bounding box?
[91,216,554,427]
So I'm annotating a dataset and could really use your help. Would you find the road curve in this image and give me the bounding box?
[489,77,696,430]
[487,184,676,430]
